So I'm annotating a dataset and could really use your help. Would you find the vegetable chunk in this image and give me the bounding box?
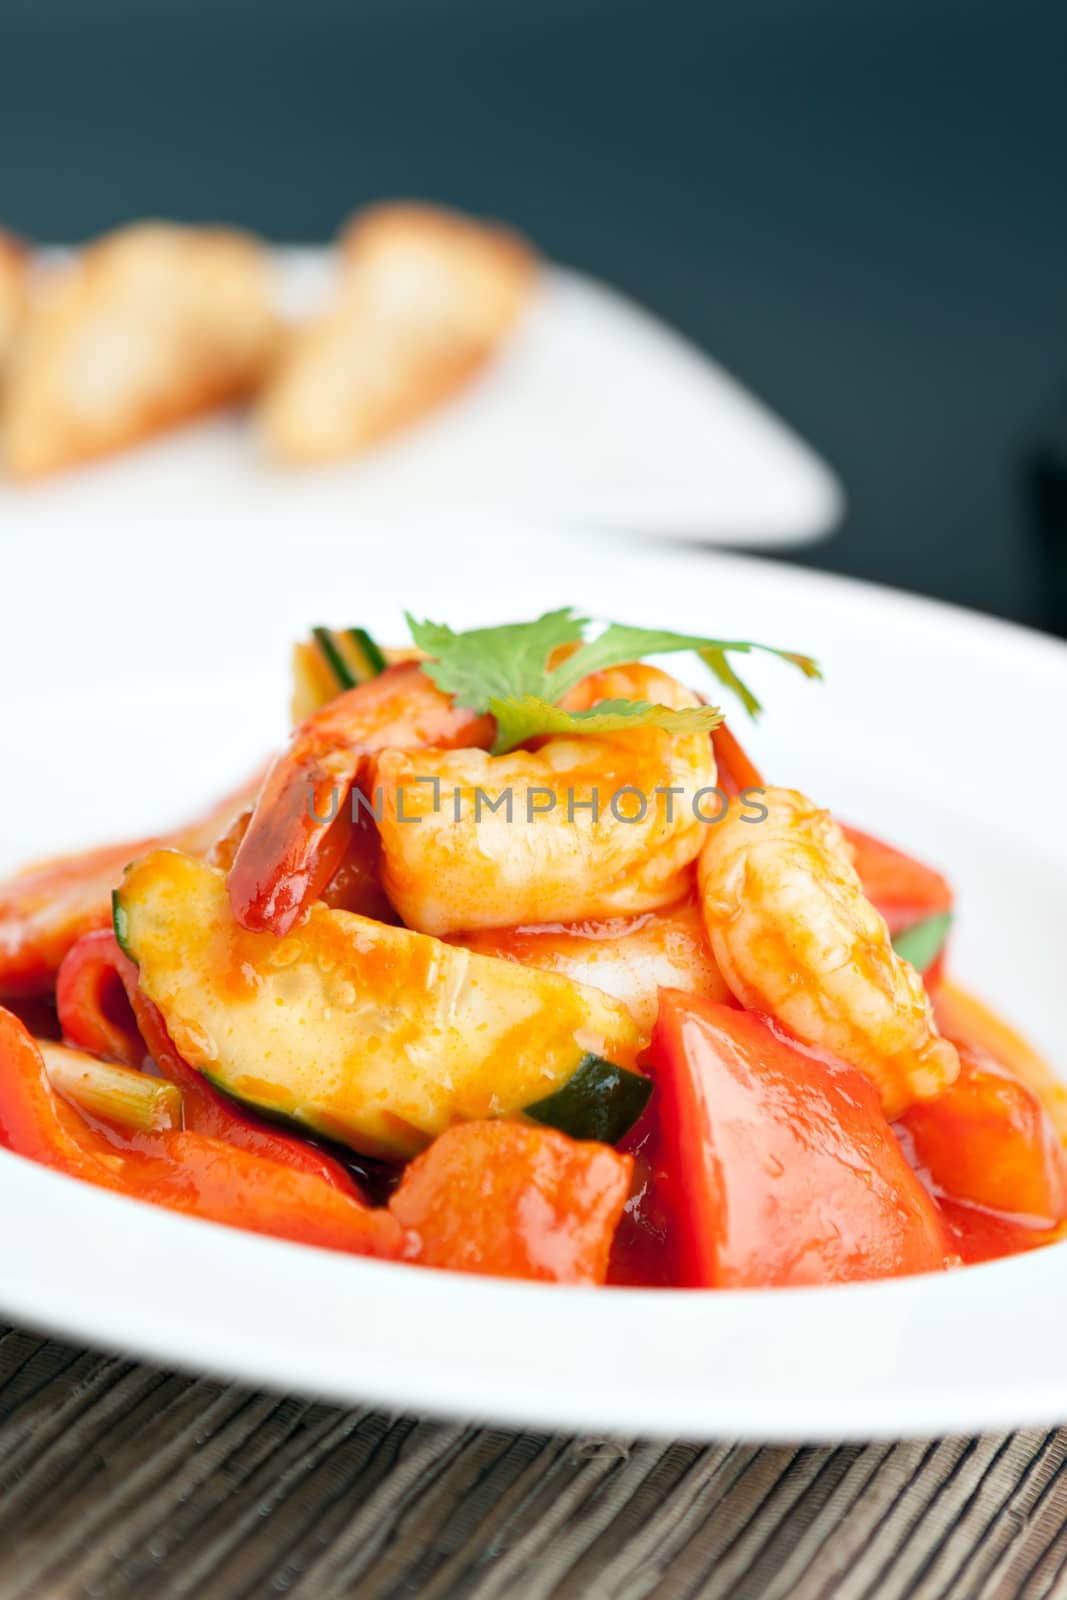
[648,990,950,1287]
[392,1121,632,1283]
[117,850,641,1159]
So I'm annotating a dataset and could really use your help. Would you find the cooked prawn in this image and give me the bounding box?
[456,895,730,1040]
[227,661,494,935]
[0,771,261,998]
[375,664,717,936]
[697,786,958,1116]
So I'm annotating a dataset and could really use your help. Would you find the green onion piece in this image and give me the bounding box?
[892,911,953,974]
[40,1042,182,1134]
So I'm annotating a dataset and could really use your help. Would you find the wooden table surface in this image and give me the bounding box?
[2,1325,1067,1598]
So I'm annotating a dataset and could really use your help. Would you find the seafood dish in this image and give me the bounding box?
[2,608,1062,1289]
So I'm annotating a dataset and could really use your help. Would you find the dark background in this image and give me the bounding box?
[4,0,1067,630]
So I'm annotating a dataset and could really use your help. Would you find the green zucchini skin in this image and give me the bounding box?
[525,1054,654,1145]
[111,891,133,960]
[311,626,358,692]
[199,1051,654,1156]
[347,627,388,678]
[310,624,388,696]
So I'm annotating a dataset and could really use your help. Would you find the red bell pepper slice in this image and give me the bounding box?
[56,930,361,1194]
[389,1120,632,1283]
[121,1133,403,1257]
[840,825,952,938]
[930,977,1067,1142]
[606,1112,677,1287]
[55,928,145,1067]
[0,1005,121,1178]
[0,1006,403,1259]
[647,990,950,1287]
[898,1042,1067,1228]
[711,723,765,797]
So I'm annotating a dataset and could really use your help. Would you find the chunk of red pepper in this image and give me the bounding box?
[0,1006,404,1259]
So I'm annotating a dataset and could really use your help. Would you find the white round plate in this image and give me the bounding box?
[0,250,842,548]
[1,522,1063,1443]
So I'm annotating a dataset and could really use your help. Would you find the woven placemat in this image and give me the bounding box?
[1,1325,1065,1599]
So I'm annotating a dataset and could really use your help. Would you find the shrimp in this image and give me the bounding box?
[456,895,731,1040]
[697,787,958,1117]
[227,661,494,935]
[0,771,262,998]
[375,664,717,936]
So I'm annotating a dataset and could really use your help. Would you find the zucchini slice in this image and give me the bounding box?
[525,1054,653,1145]
[314,626,388,688]
[115,850,644,1159]
[290,624,387,722]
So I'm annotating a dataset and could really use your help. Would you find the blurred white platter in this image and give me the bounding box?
[0,525,1065,1442]
[0,249,842,546]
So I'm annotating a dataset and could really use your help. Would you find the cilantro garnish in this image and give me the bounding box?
[405,608,819,754]
[489,695,724,755]
[402,610,584,711]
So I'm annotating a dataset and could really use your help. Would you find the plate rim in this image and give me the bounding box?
[3,248,845,548]
[2,540,1066,1442]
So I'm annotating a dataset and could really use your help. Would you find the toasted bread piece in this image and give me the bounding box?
[260,202,535,464]
[3,223,280,478]
[0,232,30,379]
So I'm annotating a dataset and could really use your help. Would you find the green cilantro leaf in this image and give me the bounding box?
[698,647,763,719]
[489,696,722,756]
[544,624,820,714]
[405,608,819,753]
[406,608,586,711]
